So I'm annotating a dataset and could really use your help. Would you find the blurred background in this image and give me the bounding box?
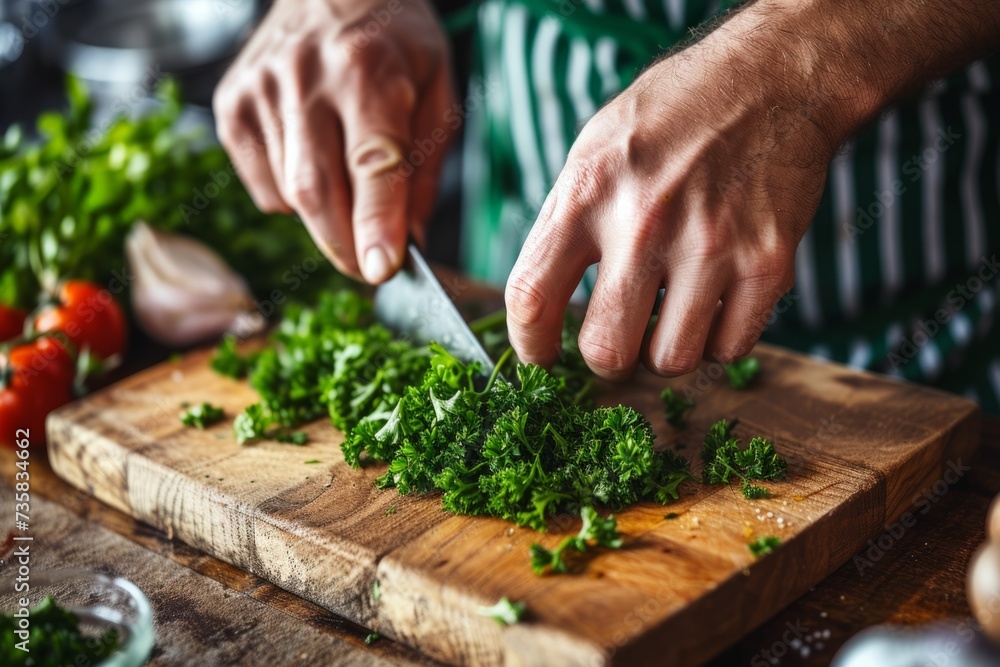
[0,0,468,267]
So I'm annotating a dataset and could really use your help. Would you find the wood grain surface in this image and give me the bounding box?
[45,334,981,666]
[0,479,437,666]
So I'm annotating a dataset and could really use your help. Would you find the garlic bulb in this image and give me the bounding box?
[125,222,265,346]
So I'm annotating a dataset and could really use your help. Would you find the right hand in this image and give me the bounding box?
[213,0,455,283]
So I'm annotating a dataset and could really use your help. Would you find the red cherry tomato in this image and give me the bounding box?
[0,305,27,342]
[35,280,128,361]
[0,389,36,450]
[0,337,75,449]
[8,336,75,392]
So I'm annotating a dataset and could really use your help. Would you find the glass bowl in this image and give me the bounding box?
[0,568,153,667]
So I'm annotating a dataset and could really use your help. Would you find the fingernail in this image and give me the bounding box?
[363,246,394,284]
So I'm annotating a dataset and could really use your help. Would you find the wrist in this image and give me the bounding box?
[676,0,888,153]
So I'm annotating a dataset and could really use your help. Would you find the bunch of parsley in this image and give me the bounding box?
[343,343,694,530]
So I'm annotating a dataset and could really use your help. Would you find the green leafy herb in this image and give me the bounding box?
[385,505,397,516]
[749,535,781,558]
[660,387,694,428]
[724,357,761,389]
[0,596,120,666]
[276,431,309,445]
[529,506,623,575]
[364,632,380,645]
[211,335,259,379]
[372,580,381,603]
[180,402,224,429]
[304,459,321,465]
[234,403,271,445]
[0,77,343,310]
[477,597,527,626]
[347,345,695,529]
[702,419,787,499]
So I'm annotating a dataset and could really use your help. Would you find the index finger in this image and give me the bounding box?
[505,188,598,367]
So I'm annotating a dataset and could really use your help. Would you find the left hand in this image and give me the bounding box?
[505,6,850,380]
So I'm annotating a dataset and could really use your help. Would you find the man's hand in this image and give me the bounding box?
[506,0,1000,380]
[213,0,454,283]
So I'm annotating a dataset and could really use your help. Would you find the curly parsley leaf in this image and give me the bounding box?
[660,387,694,428]
[234,403,272,445]
[724,357,761,389]
[749,535,781,558]
[180,403,224,429]
[0,596,120,667]
[211,336,259,379]
[477,597,527,626]
[702,419,787,500]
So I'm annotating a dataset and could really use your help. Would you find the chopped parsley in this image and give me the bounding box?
[180,402,224,429]
[724,357,761,389]
[276,431,308,445]
[210,335,260,379]
[364,632,380,645]
[660,387,694,428]
[530,506,623,575]
[749,535,781,558]
[477,597,526,626]
[701,419,787,499]
[0,596,120,666]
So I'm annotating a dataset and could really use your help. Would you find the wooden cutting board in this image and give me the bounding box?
[47,321,981,666]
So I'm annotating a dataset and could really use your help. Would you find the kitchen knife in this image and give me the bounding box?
[374,241,495,373]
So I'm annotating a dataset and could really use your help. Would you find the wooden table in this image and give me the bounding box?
[1,416,996,666]
[2,322,997,666]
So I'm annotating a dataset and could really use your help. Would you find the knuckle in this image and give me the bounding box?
[505,274,550,328]
[649,349,700,377]
[687,227,731,262]
[578,334,633,377]
[284,170,324,216]
[560,158,606,207]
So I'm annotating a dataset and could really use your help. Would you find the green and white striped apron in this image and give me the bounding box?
[455,0,1000,414]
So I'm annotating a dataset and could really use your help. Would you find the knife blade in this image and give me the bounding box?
[374,241,495,373]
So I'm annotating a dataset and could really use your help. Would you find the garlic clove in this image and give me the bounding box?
[125,222,265,347]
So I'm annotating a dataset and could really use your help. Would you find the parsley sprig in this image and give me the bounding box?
[530,506,623,574]
[701,419,787,499]
[477,597,526,626]
[724,357,761,389]
[660,387,694,428]
[180,402,224,429]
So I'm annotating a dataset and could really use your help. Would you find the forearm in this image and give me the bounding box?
[660,0,1000,151]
